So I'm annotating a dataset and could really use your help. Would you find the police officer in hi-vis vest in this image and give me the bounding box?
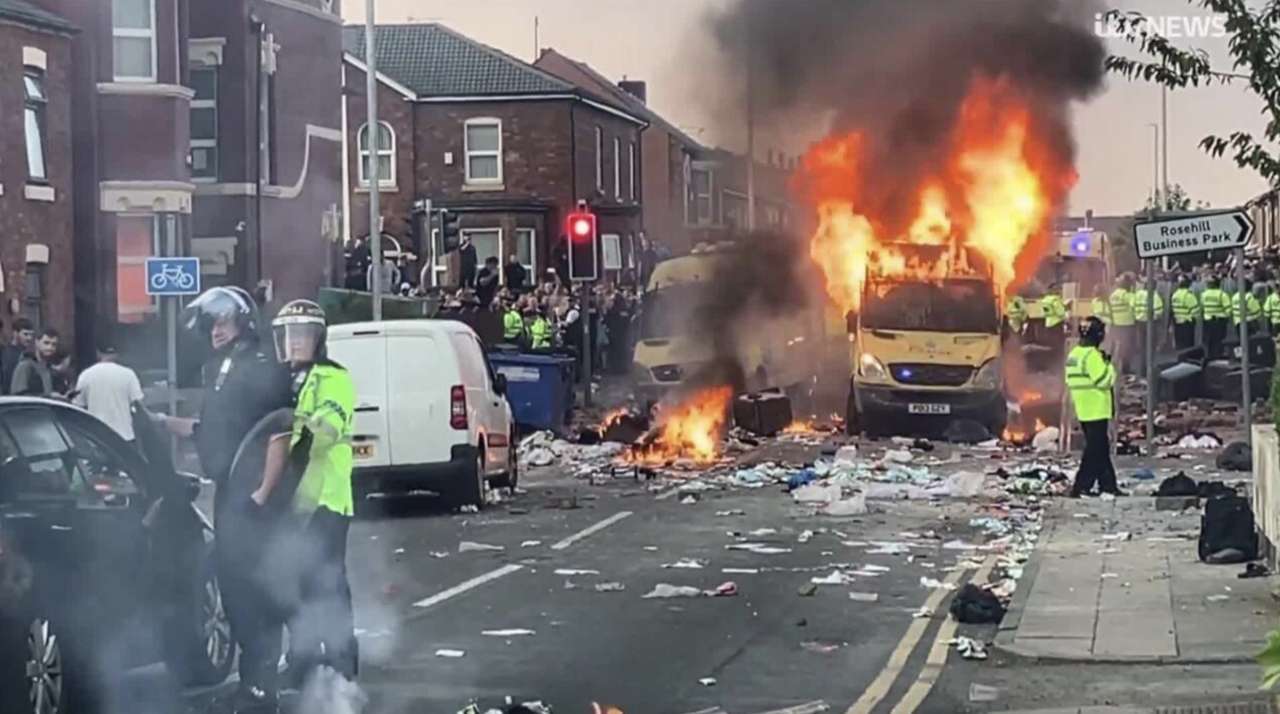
[1065,317,1122,498]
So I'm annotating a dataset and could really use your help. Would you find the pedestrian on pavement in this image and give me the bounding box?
[11,328,60,397]
[459,235,478,288]
[252,300,358,686]
[1,317,35,396]
[504,253,528,292]
[1108,274,1137,373]
[1066,317,1121,497]
[1200,276,1230,359]
[476,256,501,309]
[165,286,293,714]
[73,340,144,444]
[1170,275,1200,351]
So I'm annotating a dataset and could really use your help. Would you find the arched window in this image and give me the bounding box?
[357,121,395,188]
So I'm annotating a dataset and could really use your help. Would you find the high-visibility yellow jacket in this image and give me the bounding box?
[1131,288,1164,322]
[1201,288,1230,319]
[1041,294,1068,328]
[1231,293,1263,324]
[291,363,355,518]
[1170,288,1200,325]
[1006,295,1027,332]
[1091,296,1111,325]
[1065,344,1115,422]
[529,317,553,349]
[1109,288,1135,326]
[503,310,525,340]
[1265,293,1280,326]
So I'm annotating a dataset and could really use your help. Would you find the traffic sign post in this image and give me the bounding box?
[146,246,200,459]
[1132,209,1256,443]
[145,257,201,296]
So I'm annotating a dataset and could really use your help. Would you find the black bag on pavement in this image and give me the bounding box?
[1198,494,1258,563]
[1156,473,1198,497]
[1216,441,1252,472]
[949,583,1005,624]
[1198,481,1235,500]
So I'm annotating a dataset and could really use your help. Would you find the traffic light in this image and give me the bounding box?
[441,209,462,253]
[566,201,598,281]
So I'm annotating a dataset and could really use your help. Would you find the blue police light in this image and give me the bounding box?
[1070,232,1091,256]
[898,367,914,380]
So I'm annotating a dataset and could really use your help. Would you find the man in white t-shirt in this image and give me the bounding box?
[73,341,144,443]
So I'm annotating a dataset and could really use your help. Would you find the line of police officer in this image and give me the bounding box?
[161,287,357,714]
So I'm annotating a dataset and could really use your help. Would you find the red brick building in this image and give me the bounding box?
[342,24,648,288]
[0,1,74,339]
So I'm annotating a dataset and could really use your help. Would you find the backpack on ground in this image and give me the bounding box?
[1198,494,1258,563]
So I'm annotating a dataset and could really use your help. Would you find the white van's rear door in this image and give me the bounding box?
[386,333,454,466]
[329,331,391,468]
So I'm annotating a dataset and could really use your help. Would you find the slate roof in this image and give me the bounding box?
[343,23,575,98]
[0,0,74,33]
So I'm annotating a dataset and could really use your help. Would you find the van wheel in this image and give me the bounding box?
[844,390,861,436]
[455,448,488,511]
[492,430,518,491]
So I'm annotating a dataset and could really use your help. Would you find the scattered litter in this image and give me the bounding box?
[920,576,957,591]
[793,483,841,504]
[481,629,535,637]
[811,570,854,586]
[849,592,879,602]
[822,494,869,516]
[883,448,914,463]
[459,504,480,514]
[727,543,793,555]
[1100,532,1132,542]
[680,495,698,505]
[748,528,779,537]
[798,583,818,597]
[949,584,1005,624]
[1101,573,1119,579]
[643,546,660,551]
[520,540,543,548]
[393,548,405,555]
[861,564,891,573]
[643,584,702,599]
[968,684,1001,703]
[716,510,746,517]
[555,569,600,576]
[1032,427,1061,452]
[699,678,717,687]
[1097,548,1120,555]
[663,558,706,569]
[723,568,759,574]
[430,551,450,559]
[459,541,505,553]
[435,649,466,658]
[1206,594,1231,602]
[1099,492,1116,502]
[594,582,626,593]
[951,636,988,660]
[1179,434,1223,450]
[912,606,934,618]
[798,530,815,543]
[801,640,845,654]
[867,543,910,555]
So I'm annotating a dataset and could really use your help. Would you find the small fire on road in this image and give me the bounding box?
[626,386,734,465]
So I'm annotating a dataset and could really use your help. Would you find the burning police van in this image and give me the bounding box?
[845,244,1006,437]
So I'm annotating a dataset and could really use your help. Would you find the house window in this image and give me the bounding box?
[190,66,218,180]
[613,137,621,198]
[112,0,156,81]
[594,126,603,191]
[117,216,157,324]
[357,121,395,188]
[690,167,713,225]
[23,69,47,182]
[628,142,636,200]
[464,118,501,184]
[514,228,536,275]
[462,228,501,268]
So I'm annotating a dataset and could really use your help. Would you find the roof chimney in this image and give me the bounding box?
[618,80,647,104]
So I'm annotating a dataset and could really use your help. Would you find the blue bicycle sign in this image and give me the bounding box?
[145,257,201,296]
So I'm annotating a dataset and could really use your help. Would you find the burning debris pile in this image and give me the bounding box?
[625,386,735,465]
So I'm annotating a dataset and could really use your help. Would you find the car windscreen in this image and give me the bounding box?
[639,285,703,340]
[863,280,999,333]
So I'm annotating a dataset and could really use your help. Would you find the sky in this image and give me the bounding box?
[343,0,1274,217]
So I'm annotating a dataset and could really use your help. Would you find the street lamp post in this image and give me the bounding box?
[365,0,382,320]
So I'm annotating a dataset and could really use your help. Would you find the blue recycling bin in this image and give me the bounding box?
[489,350,577,432]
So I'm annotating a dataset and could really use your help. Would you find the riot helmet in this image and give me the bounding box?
[1079,316,1106,346]
[181,286,260,350]
[272,299,327,365]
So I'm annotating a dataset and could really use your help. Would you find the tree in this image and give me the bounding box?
[1105,2,1280,186]
[1137,183,1211,217]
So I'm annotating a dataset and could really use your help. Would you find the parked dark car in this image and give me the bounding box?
[0,398,232,714]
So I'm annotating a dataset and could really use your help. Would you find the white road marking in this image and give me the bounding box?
[411,564,524,609]
[551,511,633,550]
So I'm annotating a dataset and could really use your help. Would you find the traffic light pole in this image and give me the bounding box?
[582,286,593,407]
[365,0,383,321]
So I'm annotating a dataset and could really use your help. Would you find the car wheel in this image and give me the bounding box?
[491,430,519,491]
[455,448,488,510]
[163,544,234,687]
[16,616,66,714]
[844,390,861,436]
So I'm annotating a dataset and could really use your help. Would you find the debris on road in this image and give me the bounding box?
[662,558,706,569]
[481,629,536,637]
[643,582,738,599]
[459,541,505,553]
[554,569,600,576]
[950,636,989,660]
[949,584,1006,624]
[801,640,846,654]
[920,576,957,591]
[699,677,718,687]
[594,582,626,592]
[849,591,879,602]
[435,649,466,658]
[968,684,1001,702]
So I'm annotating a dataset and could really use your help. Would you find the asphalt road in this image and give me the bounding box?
[338,454,997,714]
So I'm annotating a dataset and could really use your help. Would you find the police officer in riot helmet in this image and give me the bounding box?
[162,285,292,713]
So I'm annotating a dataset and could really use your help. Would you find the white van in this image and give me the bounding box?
[327,320,516,508]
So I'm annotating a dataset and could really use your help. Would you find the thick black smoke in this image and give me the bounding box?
[702,0,1106,233]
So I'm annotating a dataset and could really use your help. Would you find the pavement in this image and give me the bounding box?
[996,494,1274,663]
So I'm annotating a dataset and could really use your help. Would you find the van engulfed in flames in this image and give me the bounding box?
[794,75,1075,314]
[625,386,734,465]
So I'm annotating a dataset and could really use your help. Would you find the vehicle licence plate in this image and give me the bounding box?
[353,443,374,459]
[908,403,951,415]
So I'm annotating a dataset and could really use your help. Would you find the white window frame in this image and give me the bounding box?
[594,126,603,191]
[463,117,502,185]
[23,67,47,183]
[112,0,157,83]
[357,120,396,189]
[189,64,218,182]
[628,142,636,200]
[513,227,536,276]
[613,137,621,199]
[690,164,714,226]
[461,227,503,269]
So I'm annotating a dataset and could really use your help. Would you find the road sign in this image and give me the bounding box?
[145,257,201,296]
[1133,210,1254,259]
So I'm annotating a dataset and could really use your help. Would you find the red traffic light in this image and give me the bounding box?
[567,211,596,241]
[572,217,592,237]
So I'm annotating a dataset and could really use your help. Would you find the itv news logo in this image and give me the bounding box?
[1093,12,1228,39]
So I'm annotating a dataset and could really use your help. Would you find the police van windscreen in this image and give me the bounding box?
[862,279,999,333]
[639,284,702,339]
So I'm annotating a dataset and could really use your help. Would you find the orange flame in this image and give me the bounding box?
[627,386,733,464]
[600,407,630,431]
[793,76,1074,314]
